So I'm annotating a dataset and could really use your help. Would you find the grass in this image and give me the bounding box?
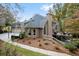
[2,41,47,56]
[16,46,47,56]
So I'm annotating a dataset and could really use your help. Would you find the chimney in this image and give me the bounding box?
[46,9,53,37]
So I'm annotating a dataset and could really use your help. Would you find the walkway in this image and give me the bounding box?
[0,33,70,56]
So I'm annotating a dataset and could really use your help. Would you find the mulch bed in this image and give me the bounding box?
[16,38,72,55]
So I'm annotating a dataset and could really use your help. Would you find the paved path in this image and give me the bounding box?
[0,33,70,56]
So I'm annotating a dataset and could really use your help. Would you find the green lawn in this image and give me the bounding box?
[4,42,47,56]
[16,46,47,56]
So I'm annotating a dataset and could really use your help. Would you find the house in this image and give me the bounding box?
[11,21,25,33]
[24,11,60,39]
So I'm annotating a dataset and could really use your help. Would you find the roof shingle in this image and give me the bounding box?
[25,14,47,28]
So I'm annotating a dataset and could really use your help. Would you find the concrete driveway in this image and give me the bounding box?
[0,33,19,41]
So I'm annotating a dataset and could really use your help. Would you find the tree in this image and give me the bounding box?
[0,3,22,25]
[51,3,79,32]
[0,3,22,38]
[51,3,65,32]
[64,19,79,33]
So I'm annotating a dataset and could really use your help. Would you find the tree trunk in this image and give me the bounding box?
[58,19,63,32]
[8,26,9,38]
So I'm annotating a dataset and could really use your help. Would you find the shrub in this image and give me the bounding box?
[44,42,49,45]
[55,47,60,50]
[19,33,24,39]
[72,33,79,38]
[0,30,3,34]
[19,32,25,39]
[11,36,15,41]
[75,42,79,48]
[22,40,25,42]
[28,41,31,44]
[43,39,46,41]
[39,44,42,47]
[3,30,8,33]
[64,43,77,52]
[38,40,40,42]
[71,40,79,48]
[33,38,36,40]
[52,42,55,44]
[11,35,19,41]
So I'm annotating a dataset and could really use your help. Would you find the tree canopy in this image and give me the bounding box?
[0,4,22,26]
[51,3,79,32]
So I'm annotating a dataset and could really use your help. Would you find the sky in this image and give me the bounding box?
[15,3,53,22]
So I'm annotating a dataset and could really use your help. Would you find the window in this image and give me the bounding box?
[28,29,31,35]
[33,29,36,35]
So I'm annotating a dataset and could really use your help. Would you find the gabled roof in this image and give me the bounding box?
[25,14,47,28]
